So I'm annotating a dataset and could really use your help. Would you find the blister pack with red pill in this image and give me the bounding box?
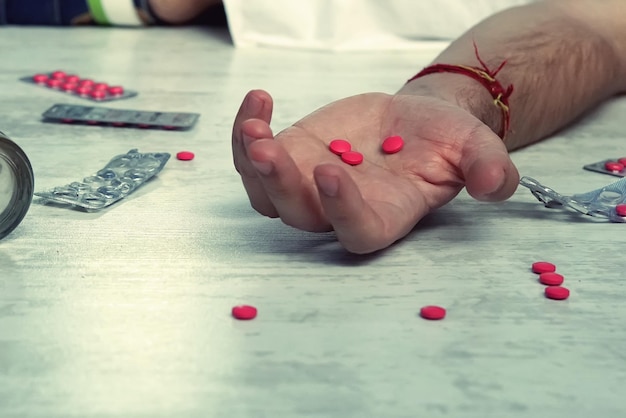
[42,104,200,130]
[583,157,626,177]
[520,175,626,222]
[21,71,137,102]
[35,149,169,211]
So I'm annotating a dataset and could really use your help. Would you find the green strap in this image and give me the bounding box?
[86,0,110,25]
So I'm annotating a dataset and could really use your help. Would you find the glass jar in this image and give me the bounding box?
[0,131,34,240]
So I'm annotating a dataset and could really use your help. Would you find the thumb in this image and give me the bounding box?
[460,128,520,202]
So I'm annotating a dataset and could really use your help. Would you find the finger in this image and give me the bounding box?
[247,139,331,232]
[232,89,273,176]
[314,164,411,254]
[460,126,520,202]
[231,90,278,216]
[240,119,279,217]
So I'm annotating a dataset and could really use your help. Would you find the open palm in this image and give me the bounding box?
[232,89,519,253]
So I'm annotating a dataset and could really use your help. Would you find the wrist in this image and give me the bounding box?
[397,72,504,141]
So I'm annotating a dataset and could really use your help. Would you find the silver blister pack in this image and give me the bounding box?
[35,149,169,211]
[520,176,626,222]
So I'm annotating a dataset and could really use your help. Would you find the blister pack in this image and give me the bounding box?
[583,157,626,177]
[21,70,137,102]
[42,103,200,130]
[519,176,626,222]
[35,149,170,211]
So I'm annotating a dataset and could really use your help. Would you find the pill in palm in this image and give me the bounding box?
[382,135,404,154]
[341,151,363,165]
[329,139,351,155]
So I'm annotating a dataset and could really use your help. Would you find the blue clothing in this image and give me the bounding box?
[0,0,159,25]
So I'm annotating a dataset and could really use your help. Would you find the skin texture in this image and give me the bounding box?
[231,0,626,254]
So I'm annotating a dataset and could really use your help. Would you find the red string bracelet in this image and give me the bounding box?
[407,43,514,139]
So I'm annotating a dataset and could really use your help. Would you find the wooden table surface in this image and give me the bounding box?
[1,26,625,418]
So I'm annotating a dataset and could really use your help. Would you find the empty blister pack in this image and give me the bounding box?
[42,103,200,130]
[35,149,170,211]
[519,176,626,222]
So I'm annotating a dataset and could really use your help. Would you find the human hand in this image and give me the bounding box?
[232,89,519,254]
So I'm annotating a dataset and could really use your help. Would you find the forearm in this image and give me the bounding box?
[399,0,626,150]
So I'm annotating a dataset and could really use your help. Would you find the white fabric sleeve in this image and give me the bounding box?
[222,0,536,50]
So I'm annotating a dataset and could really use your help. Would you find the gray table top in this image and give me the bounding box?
[1,26,625,418]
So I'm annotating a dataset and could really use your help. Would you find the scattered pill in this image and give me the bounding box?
[382,135,404,154]
[341,151,363,165]
[176,151,195,161]
[532,261,556,274]
[420,305,446,320]
[231,305,257,320]
[329,139,351,155]
[604,161,624,172]
[616,203,626,217]
[545,286,570,300]
[539,272,564,286]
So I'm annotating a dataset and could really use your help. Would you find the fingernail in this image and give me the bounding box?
[317,175,339,197]
[251,159,273,175]
[247,94,263,115]
[483,175,506,200]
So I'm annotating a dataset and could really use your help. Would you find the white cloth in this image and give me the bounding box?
[223,0,535,50]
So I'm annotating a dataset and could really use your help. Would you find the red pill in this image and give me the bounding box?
[618,157,626,166]
[604,161,624,172]
[231,305,257,320]
[107,85,124,95]
[545,286,570,300]
[78,79,94,86]
[76,85,91,95]
[61,82,78,92]
[46,78,62,88]
[90,89,106,100]
[176,151,195,161]
[64,75,79,83]
[539,272,564,286]
[616,204,626,217]
[420,305,446,320]
[341,151,363,166]
[532,261,556,274]
[93,83,108,91]
[382,135,404,154]
[32,73,49,83]
[51,70,66,79]
[329,139,351,155]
